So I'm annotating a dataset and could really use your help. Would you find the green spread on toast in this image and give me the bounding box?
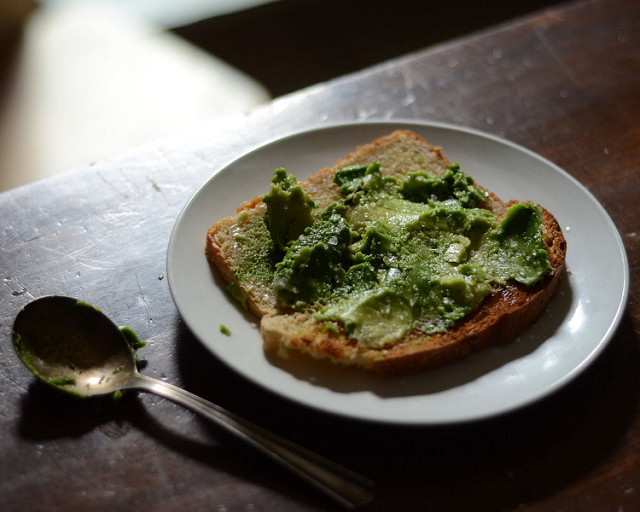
[263,167,316,251]
[230,162,551,349]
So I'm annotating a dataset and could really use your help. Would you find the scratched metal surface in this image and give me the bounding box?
[1,0,639,510]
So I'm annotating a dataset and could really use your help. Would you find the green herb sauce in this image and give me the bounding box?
[230,162,551,349]
[262,167,316,251]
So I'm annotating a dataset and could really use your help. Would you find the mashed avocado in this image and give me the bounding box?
[262,167,316,251]
[232,162,551,349]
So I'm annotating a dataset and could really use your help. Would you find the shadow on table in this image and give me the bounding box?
[14,309,640,512]
[15,364,330,509]
[171,310,640,512]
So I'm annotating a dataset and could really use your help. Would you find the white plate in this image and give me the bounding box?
[167,121,629,425]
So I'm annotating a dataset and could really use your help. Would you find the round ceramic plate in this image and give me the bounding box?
[167,121,629,425]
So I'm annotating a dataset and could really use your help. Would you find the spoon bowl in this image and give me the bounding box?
[12,296,374,509]
[12,296,137,397]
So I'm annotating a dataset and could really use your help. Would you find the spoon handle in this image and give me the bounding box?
[129,373,374,509]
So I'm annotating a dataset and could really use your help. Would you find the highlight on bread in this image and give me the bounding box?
[205,130,566,376]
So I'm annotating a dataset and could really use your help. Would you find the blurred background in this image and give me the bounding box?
[0,0,558,191]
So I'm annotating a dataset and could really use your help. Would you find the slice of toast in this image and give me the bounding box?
[205,130,566,376]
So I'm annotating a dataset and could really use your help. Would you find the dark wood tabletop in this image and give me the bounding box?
[2,0,639,510]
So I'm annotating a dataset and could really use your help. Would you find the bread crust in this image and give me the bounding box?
[205,131,567,376]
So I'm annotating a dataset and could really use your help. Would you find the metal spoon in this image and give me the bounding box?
[11,295,374,509]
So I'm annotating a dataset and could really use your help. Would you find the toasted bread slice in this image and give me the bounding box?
[206,130,566,376]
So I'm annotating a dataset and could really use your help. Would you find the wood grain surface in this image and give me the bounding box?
[1,0,639,510]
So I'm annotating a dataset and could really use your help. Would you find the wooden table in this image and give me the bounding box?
[2,0,639,510]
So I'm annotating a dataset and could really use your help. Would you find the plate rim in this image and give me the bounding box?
[167,119,630,426]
